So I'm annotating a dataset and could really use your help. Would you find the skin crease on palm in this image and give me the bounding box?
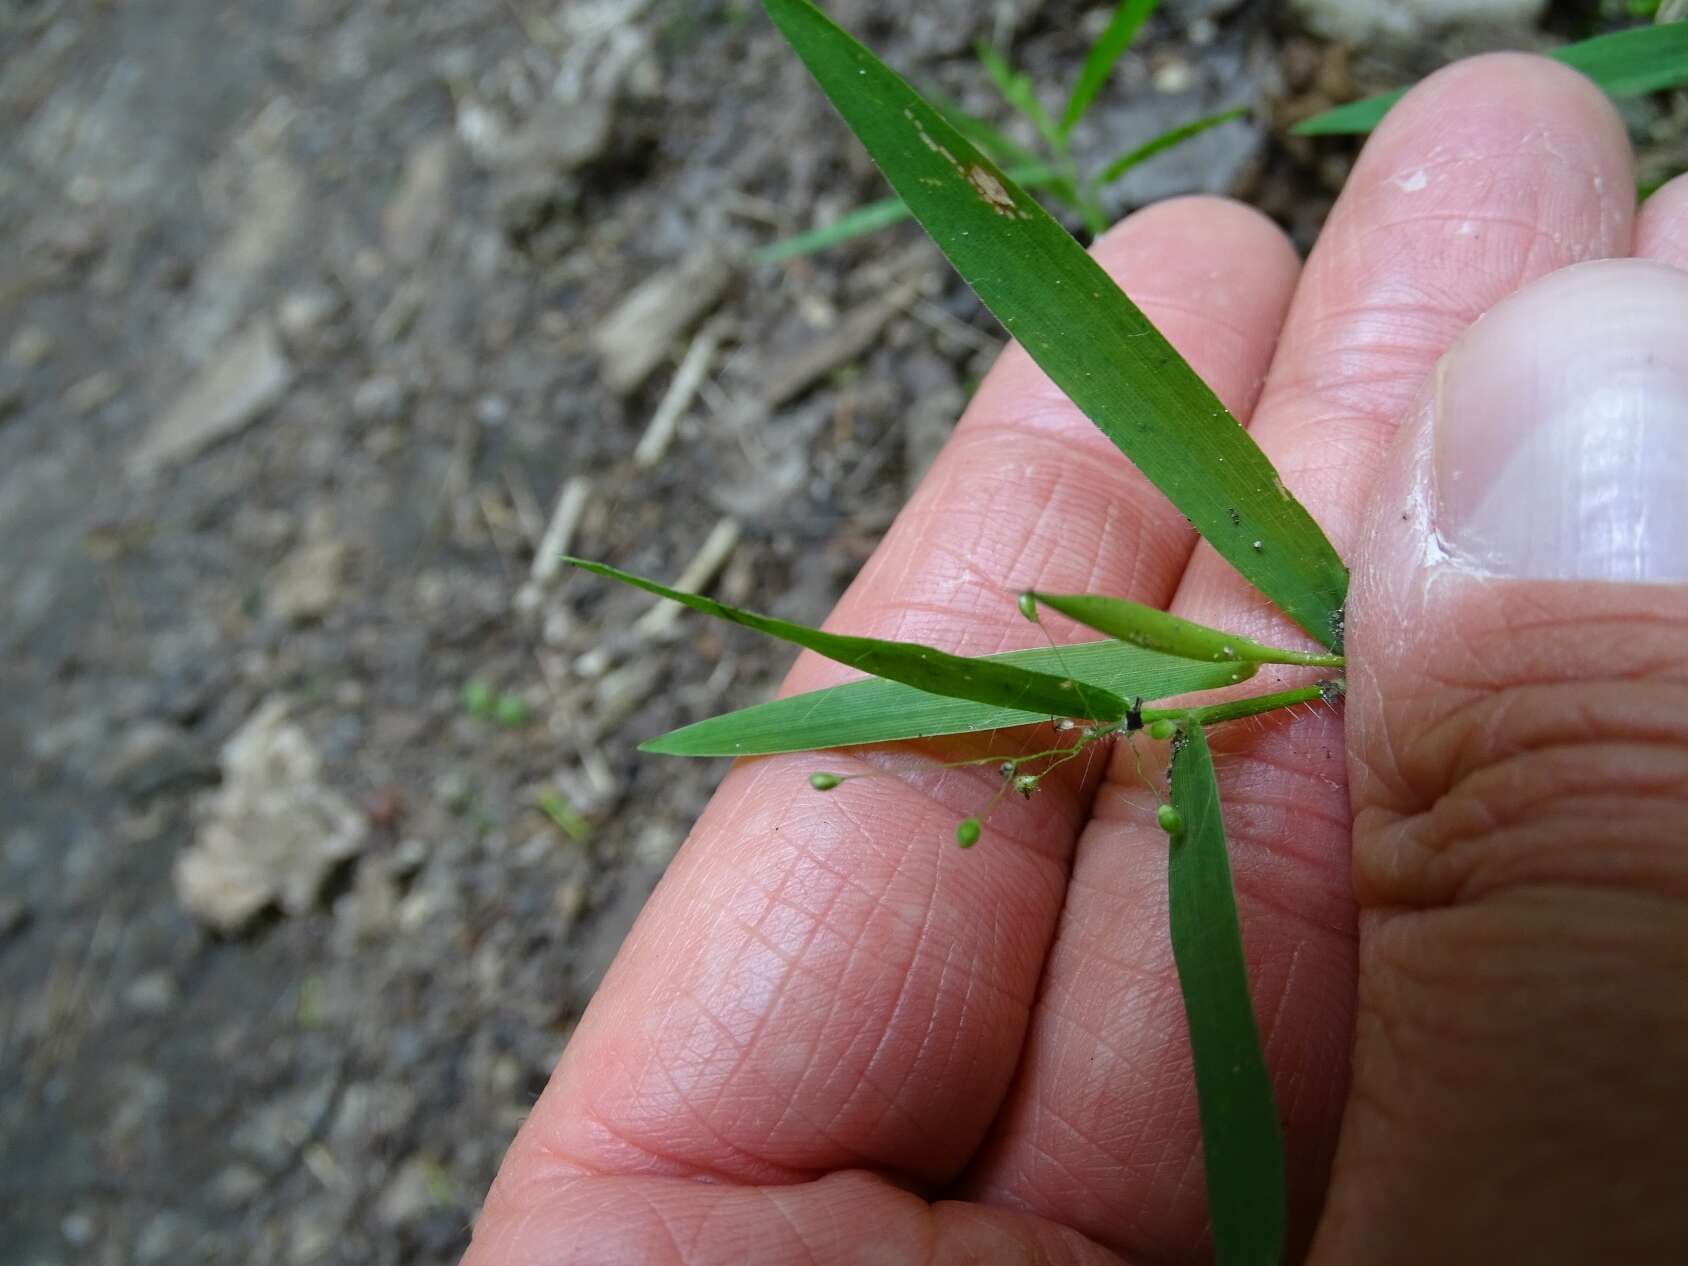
[466,55,1688,1266]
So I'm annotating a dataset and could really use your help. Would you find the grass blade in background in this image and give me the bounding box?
[1059,0,1158,138]
[566,558,1128,722]
[1167,722,1286,1265]
[754,196,912,263]
[1028,591,1343,666]
[761,0,1350,648]
[1099,105,1248,184]
[1559,18,1688,94]
[977,41,1063,151]
[644,639,1255,756]
[1294,21,1688,135]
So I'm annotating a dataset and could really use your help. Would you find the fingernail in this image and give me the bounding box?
[1434,259,1688,582]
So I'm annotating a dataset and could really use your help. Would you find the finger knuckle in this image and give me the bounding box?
[1356,676,1688,912]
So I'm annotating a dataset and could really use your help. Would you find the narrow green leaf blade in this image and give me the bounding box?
[1060,0,1159,138]
[1290,88,1403,139]
[567,558,1126,723]
[1167,722,1286,1266]
[762,0,1349,648]
[643,639,1255,756]
[1294,22,1688,136]
[1557,20,1688,96]
[1099,105,1248,185]
[754,197,913,264]
[1028,591,1343,667]
[976,42,1062,151]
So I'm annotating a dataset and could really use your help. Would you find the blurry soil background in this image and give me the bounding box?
[1,0,1681,1262]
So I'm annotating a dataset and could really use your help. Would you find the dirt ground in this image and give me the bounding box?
[0,1,1675,1262]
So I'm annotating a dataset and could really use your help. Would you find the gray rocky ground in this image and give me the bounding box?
[1,1,1677,1262]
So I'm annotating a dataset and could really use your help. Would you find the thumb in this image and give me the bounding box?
[1315,259,1688,1264]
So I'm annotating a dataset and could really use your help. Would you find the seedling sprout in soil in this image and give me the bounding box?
[568,6,1688,1264]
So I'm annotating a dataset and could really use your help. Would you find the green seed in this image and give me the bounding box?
[955,816,982,848]
[492,693,531,727]
[1147,718,1177,741]
[1017,592,1039,622]
[1013,774,1039,798]
[462,679,496,718]
[809,772,843,791]
[1157,803,1183,834]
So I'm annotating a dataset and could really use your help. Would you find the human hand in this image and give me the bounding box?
[467,55,1688,1264]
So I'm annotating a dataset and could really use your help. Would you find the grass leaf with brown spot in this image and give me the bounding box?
[761,0,1349,648]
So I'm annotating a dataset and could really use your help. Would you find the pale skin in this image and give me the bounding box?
[467,56,1688,1264]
